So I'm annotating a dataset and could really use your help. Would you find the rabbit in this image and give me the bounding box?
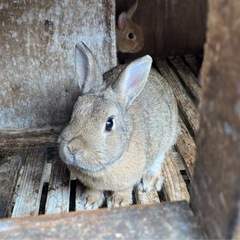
[116,0,144,53]
[58,42,179,209]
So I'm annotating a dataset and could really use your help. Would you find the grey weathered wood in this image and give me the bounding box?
[0,201,204,239]
[168,56,201,105]
[11,149,46,218]
[0,0,116,131]
[162,151,190,202]
[0,154,23,218]
[155,58,199,135]
[45,153,70,215]
[0,130,58,149]
[176,118,196,180]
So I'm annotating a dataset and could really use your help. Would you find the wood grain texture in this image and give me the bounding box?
[11,149,46,218]
[0,130,58,149]
[162,151,190,202]
[0,201,204,239]
[45,156,70,215]
[155,58,199,135]
[176,118,196,180]
[191,1,240,238]
[0,0,116,131]
[168,56,201,105]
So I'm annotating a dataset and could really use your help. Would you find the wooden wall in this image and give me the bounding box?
[191,0,240,238]
[0,0,116,131]
[117,0,207,57]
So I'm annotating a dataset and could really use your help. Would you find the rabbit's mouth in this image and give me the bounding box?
[67,156,120,173]
[60,143,121,173]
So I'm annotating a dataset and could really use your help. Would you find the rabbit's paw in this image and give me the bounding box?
[78,189,105,210]
[138,172,164,192]
[107,189,133,208]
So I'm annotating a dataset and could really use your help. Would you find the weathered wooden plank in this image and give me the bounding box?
[168,56,201,104]
[176,118,196,180]
[172,148,186,171]
[0,131,59,149]
[0,201,204,239]
[162,151,190,202]
[41,163,52,184]
[45,150,70,215]
[182,54,202,77]
[11,149,46,218]
[0,154,23,218]
[0,0,116,131]
[191,1,240,238]
[155,58,199,135]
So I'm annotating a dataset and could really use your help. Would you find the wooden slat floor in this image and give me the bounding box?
[0,54,202,219]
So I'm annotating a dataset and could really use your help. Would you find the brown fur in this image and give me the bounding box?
[116,0,144,53]
[58,43,179,209]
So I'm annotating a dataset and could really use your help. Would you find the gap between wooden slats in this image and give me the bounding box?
[45,151,70,215]
[162,151,190,202]
[154,58,199,136]
[182,54,202,77]
[11,149,46,218]
[168,56,201,105]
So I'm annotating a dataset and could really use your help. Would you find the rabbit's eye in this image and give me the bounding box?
[105,117,114,132]
[128,33,135,40]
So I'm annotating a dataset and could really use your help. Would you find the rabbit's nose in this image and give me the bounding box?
[68,138,84,155]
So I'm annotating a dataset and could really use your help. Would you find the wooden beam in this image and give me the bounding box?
[191,0,240,238]
[0,201,204,239]
[0,154,23,218]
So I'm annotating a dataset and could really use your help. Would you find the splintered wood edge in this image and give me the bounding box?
[154,58,199,135]
[162,151,190,202]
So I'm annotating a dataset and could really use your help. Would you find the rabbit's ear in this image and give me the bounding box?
[75,42,103,94]
[117,12,128,30]
[113,55,152,109]
[127,0,138,19]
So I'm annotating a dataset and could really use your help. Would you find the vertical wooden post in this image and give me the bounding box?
[191,0,240,238]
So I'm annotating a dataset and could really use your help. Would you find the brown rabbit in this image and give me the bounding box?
[58,42,179,209]
[116,0,144,53]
